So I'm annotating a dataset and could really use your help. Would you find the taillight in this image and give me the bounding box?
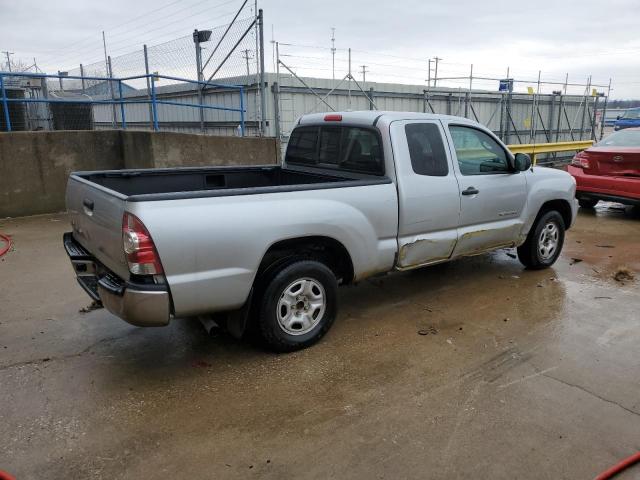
[324,114,342,122]
[571,152,590,169]
[122,212,163,275]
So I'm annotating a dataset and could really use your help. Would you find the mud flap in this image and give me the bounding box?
[226,288,254,339]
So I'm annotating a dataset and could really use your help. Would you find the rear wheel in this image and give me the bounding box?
[578,198,599,209]
[257,260,338,352]
[517,210,565,269]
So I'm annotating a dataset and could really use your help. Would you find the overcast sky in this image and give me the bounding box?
[1,0,639,98]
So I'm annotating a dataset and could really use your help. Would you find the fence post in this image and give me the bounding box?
[505,91,513,144]
[272,82,281,142]
[0,74,11,132]
[555,93,564,142]
[464,91,470,118]
[143,45,153,130]
[118,80,126,129]
[80,64,86,94]
[348,48,352,110]
[600,79,611,140]
[590,94,599,140]
[548,93,556,144]
[579,76,590,140]
[239,86,245,136]
[107,56,117,127]
[258,9,267,136]
[498,93,505,140]
[150,75,159,131]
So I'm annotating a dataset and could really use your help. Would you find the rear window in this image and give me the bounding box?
[597,129,640,147]
[405,123,449,176]
[285,126,384,175]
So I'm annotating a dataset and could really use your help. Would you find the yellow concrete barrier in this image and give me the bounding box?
[508,140,594,164]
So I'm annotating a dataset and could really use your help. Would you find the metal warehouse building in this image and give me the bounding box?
[91,72,601,145]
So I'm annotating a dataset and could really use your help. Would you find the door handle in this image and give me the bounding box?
[461,186,479,196]
[82,199,94,216]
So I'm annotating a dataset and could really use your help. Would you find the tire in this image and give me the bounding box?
[257,260,338,352]
[517,210,565,269]
[578,198,598,209]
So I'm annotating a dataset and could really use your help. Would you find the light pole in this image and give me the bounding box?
[193,29,212,133]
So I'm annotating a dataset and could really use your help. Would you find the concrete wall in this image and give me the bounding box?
[0,131,280,218]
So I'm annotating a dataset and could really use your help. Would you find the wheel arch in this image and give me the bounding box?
[537,199,573,231]
[256,235,355,286]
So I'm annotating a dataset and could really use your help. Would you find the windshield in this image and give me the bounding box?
[597,129,640,147]
[620,109,640,120]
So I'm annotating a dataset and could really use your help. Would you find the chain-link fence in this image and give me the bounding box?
[269,41,612,163]
[1,1,267,136]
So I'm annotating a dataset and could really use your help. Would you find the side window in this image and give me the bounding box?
[405,123,449,176]
[340,127,384,175]
[449,126,509,175]
[286,127,318,165]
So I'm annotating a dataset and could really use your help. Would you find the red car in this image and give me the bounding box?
[568,128,640,208]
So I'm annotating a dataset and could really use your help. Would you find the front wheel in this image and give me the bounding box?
[257,260,338,352]
[517,210,565,269]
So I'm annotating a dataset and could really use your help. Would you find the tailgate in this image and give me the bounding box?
[66,175,130,279]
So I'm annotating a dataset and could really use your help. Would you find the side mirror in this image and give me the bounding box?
[616,115,621,120]
[514,152,532,171]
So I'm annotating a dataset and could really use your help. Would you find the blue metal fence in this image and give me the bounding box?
[0,71,246,135]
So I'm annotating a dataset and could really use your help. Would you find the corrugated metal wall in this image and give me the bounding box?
[91,72,599,151]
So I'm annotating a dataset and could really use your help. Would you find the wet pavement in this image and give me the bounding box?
[1,205,639,479]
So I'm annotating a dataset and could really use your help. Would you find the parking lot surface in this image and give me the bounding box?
[1,205,639,479]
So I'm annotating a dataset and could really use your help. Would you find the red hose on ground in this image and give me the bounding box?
[0,233,12,258]
[595,451,640,480]
[0,470,16,480]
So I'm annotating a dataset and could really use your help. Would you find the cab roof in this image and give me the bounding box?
[297,111,478,128]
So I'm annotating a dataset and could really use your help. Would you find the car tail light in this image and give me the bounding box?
[571,152,591,169]
[324,114,342,121]
[122,212,163,275]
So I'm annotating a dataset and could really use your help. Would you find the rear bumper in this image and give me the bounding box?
[63,232,171,327]
[567,166,640,206]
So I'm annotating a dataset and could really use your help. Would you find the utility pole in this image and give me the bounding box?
[2,51,14,72]
[102,31,109,77]
[241,49,252,78]
[331,27,336,81]
[427,58,432,87]
[360,65,368,84]
[433,56,442,87]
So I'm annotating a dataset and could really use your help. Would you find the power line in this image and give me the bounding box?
[39,0,242,66]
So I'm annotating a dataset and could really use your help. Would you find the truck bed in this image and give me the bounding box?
[72,165,386,202]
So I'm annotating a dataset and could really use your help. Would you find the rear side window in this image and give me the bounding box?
[286,126,384,175]
[405,123,449,176]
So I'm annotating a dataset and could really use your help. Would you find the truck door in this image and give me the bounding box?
[444,123,527,256]
[391,120,461,268]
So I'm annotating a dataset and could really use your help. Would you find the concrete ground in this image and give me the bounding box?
[1,206,639,480]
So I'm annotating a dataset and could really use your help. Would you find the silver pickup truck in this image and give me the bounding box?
[64,111,577,351]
